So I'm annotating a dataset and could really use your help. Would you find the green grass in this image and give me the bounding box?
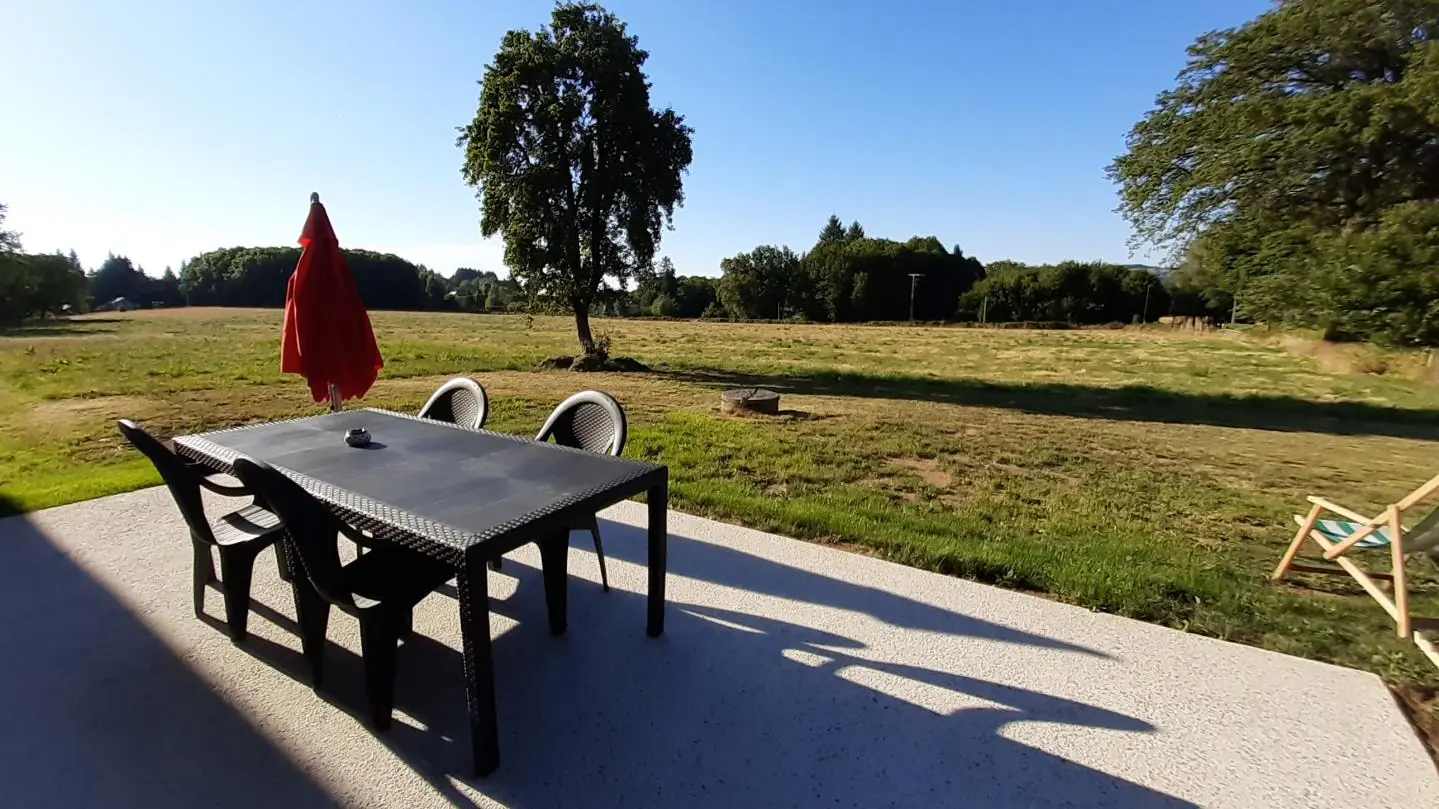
[4,307,1439,689]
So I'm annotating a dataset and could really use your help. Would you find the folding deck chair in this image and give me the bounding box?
[1273,473,1439,651]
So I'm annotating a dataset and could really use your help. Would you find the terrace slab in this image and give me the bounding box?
[0,486,1433,807]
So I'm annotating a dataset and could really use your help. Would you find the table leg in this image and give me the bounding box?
[647,481,668,637]
[538,532,568,636]
[457,552,499,776]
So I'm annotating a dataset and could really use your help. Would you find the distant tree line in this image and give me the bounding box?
[0,204,92,324]
[959,261,1168,324]
[1,200,531,322]
[0,251,88,324]
[710,216,985,322]
[181,246,442,310]
[89,254,184,309]
[447,267,524,312]
[617,256,721,318]
[705,216,1167,325]
[1,200,1173,329]
[176,247,523,312]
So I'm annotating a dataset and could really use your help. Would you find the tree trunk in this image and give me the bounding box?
[573,302,596,355]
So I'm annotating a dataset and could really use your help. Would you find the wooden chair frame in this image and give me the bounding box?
[1273,473,1439,641]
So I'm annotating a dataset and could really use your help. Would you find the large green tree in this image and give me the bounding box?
[458,2,694,357]
[1110,0,1439,255]
[1108,0,1439,342]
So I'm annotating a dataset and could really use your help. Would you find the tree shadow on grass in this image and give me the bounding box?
[0,495,343,808]
[0,319,122,337]
[662,367,1439,441]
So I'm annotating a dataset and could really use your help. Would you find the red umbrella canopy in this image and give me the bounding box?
[281,197,383,405]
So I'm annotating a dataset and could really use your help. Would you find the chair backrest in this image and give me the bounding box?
[231,457,354,608]
[116,419,215,545]
[1406,506,1439,555]
[1395,473,1439,557]
[418,377,488,430]
[535,390,626,456]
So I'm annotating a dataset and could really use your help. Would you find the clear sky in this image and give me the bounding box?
[2,0,1270,278]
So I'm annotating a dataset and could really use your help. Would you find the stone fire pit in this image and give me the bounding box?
[720,388,780,415]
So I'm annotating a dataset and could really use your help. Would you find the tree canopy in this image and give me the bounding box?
[458,1,694,357]
[1109,0,1439,344]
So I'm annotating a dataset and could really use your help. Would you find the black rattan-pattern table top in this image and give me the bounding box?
[174,408,665,562]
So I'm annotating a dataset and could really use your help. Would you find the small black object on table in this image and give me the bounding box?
[344,426,371,447]
[175,408,669,776]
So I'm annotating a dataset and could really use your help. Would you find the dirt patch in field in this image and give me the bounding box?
[28,395,161,428]
[887,457,954,489]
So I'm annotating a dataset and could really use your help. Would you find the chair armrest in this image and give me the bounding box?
[197,475,251,498]
[1306,496,1373,524]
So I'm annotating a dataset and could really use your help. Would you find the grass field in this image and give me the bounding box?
[3,308,1439,691]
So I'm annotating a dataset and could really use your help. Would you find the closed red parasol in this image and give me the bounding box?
[281,193,383,409]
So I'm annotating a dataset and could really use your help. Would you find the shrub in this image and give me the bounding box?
[650,293,679,317]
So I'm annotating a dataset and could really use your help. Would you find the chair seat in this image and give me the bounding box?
[343,546,453,610]
[212,504,283,546]
[1296,515,1393,549]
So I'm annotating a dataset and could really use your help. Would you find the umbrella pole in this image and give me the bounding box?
[328,384,342,412]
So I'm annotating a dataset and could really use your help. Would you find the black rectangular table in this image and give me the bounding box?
[174,408,669,776]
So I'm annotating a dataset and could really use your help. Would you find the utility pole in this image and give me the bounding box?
[908,273,923,322]
[1142,283,1152,323]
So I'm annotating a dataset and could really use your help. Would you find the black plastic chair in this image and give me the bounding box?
[521,390,628,590]
[231,457,452,730]
[117,419,289,642]
[418,377,488,430]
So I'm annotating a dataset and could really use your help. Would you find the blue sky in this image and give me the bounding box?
[2,0,1269,277]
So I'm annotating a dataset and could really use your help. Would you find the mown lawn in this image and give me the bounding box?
[3,308,1438,690]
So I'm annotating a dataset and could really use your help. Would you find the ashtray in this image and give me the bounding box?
[344,427,372,448]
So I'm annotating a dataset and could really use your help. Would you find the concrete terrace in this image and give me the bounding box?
[0,486,1434,808]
